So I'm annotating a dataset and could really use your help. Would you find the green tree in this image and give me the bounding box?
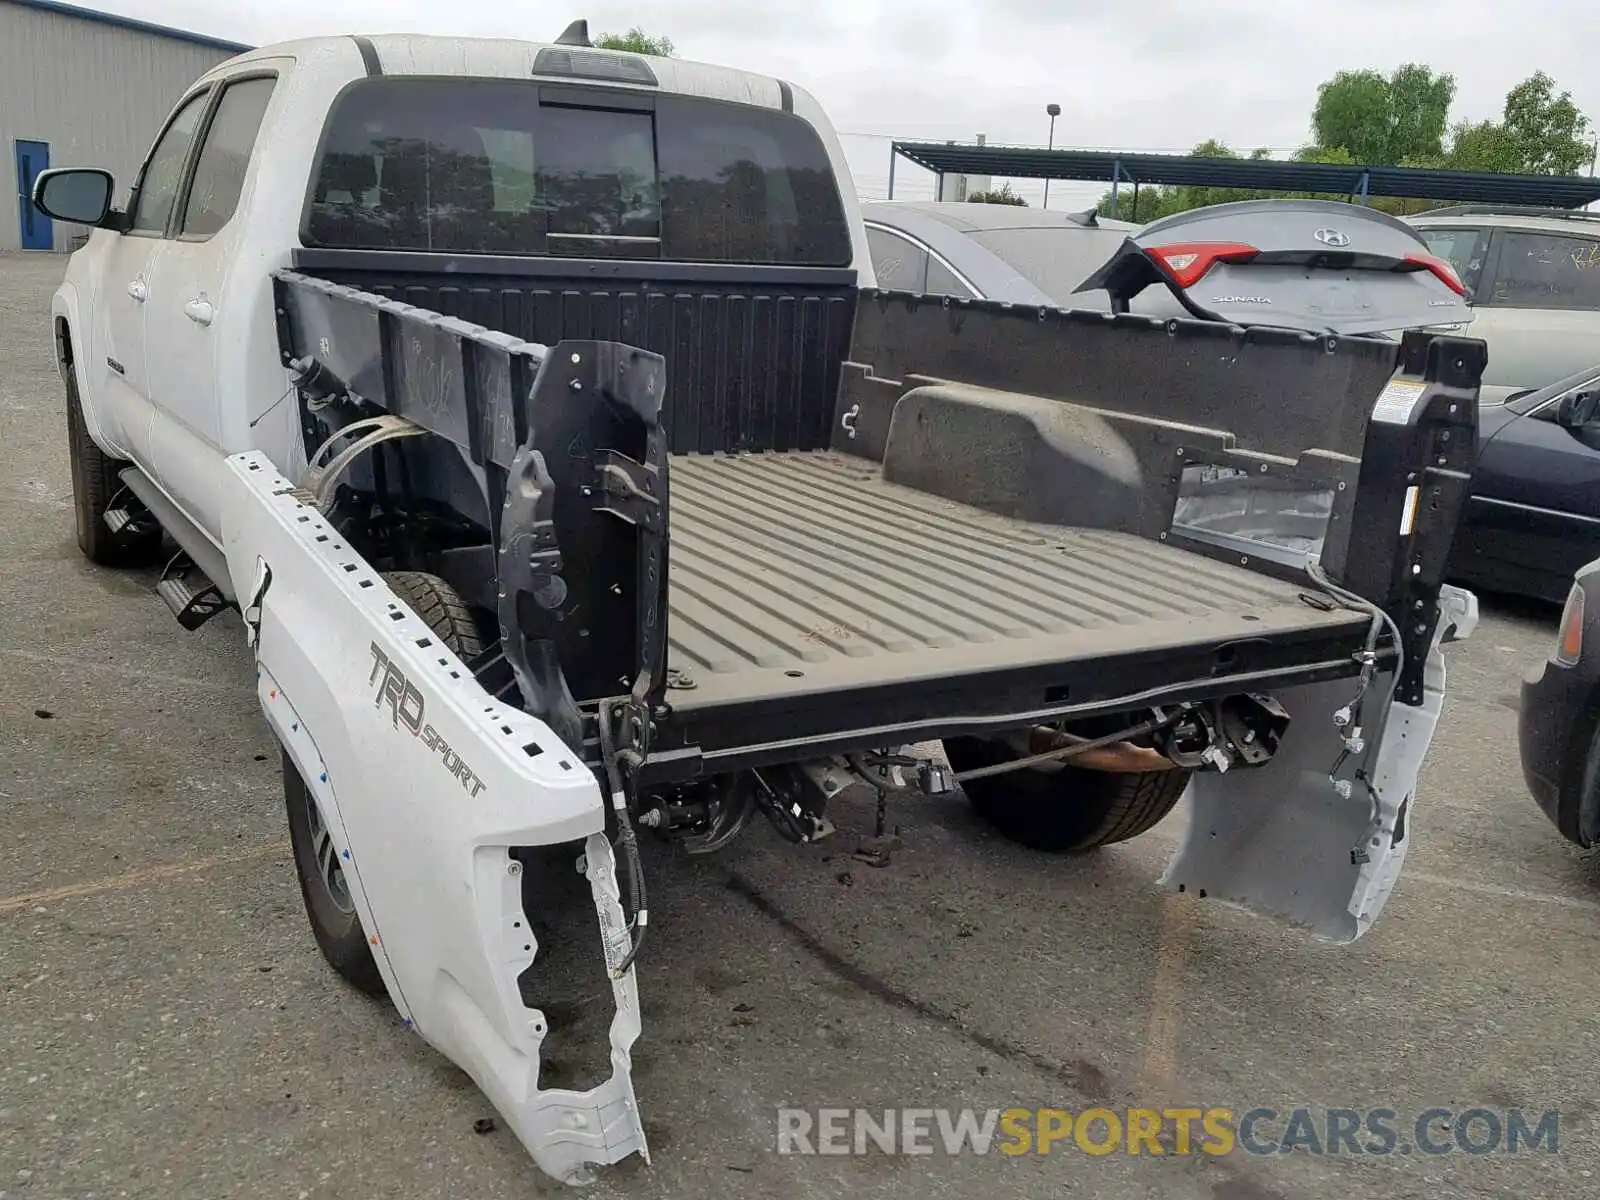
[1311,64,1455,165]
[1445,72,1592,175]
[1500,71,1591,173]
[594,27,675,56]
[967,182,1027,205]
[1095,141,1274,222]
[1446,119,1521,174]
[1093,67,1593,226]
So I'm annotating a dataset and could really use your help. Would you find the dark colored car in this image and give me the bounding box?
[1451,365,1600,603]
[1519,559,1600,844]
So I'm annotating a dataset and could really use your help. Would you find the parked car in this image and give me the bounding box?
[865,198,1474,337]
[1451,363,1600,603]
[1409,205,1600,388]
[860,199,1138,305]
[1078,198,1473,335]
[1519,558,1600,845]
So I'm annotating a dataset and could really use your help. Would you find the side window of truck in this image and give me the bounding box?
[178,76,277,240]
[128,90,211,235]
[1488,230,1600,310]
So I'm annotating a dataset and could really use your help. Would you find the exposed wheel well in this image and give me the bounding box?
[55,317,74,371]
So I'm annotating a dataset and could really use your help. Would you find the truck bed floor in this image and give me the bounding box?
[665,451,1368,713]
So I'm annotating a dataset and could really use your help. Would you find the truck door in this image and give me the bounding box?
[90,88,211,464]
[143,72,280,540]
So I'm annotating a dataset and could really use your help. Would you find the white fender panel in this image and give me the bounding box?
[219,451,647,1182]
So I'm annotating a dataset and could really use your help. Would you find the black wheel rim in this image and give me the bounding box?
[305,791,355,915]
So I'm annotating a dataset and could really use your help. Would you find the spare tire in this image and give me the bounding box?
[943,736,1191,852]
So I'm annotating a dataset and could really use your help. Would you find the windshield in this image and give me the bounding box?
[304,78,851,265]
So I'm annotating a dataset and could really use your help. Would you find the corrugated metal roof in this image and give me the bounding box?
[3,0,252,53]
[893,142,1600,209]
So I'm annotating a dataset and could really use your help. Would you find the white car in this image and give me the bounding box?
[1410,204,1600,388]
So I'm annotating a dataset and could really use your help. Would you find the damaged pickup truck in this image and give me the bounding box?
[36,24,1483,1184]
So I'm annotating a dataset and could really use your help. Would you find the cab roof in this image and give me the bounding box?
[202,32,795,112]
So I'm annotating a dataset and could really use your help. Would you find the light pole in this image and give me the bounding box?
[1044,103,1061,208]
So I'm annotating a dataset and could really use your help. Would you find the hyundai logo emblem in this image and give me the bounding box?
[1314,228,1351,247]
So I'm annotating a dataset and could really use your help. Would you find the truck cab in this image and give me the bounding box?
[47,32,870,556]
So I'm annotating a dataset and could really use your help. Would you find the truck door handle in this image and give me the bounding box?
[184,297,214,326]
[126,278,147,302]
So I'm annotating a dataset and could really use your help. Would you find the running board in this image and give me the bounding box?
[117,467,236,602]
[102,480,161,538]
[156,552,229,630]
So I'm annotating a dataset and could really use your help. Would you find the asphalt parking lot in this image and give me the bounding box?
[3,247,1598,1200]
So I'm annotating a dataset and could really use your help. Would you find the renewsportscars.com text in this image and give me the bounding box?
[776,1106,1560,1157]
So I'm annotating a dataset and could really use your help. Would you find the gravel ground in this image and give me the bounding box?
[2,249,1596,1200]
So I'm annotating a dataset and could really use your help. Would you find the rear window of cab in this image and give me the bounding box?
[302,77,852,267]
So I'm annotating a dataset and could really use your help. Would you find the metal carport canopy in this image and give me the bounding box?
[890,142,1600,208]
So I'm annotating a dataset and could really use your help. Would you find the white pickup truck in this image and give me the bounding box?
[35,23,1482,1185]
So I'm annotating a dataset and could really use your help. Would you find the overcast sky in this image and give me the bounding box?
[100,0,1600,209]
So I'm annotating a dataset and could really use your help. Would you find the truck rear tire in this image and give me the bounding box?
[284,572,489,997]
[65,373,164,567]
[382,571,490,660]
[284,751,388,998]
[943,736,1191,852]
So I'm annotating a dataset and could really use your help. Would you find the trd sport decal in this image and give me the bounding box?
[369,642,487,798]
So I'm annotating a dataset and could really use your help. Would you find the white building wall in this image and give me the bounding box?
[0,1,243,250]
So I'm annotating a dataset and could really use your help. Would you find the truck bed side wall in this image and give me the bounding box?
[292,250,858,457]
[843,291,1400,463]
[834,292,1483,706]
[833,291,1408,577]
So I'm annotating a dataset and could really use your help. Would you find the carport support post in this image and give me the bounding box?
[887,144,897,200]
[1107,160,1132,219]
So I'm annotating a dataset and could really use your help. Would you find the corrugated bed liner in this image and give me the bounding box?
[664,451,1366,710]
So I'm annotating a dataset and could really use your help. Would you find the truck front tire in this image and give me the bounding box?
[65,372,164,567]
[943,736,1191,852]
[284,572,490,997]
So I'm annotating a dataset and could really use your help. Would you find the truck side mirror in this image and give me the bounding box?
[1556,388,1600,429]
[31,168,115,227]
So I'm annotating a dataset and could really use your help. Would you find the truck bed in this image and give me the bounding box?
[665,451,1371,716]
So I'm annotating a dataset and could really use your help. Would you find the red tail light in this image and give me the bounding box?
[1401,253,1466,296]
[1145,241,1260,288]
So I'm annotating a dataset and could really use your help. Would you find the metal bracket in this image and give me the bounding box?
[1341,331,1484,707]
[594,450,663,533]
[303,415,427,508]
[497,442,585,755]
